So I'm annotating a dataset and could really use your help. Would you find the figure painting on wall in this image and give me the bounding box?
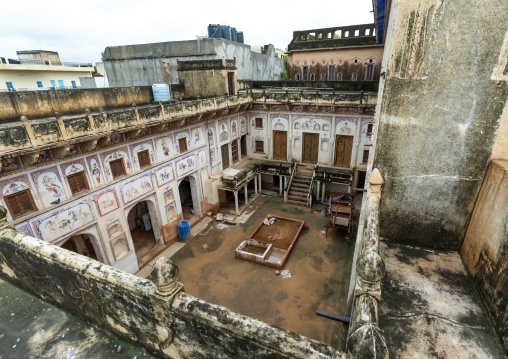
[231,121,237,137]
[42,175,63,200]
[241,120,246,134]
[208,127,215,147]
[302,122,309,129]
[92,163,102,184]
[162,139,170,156]
[313,123,321,131]
[193,128,202,147]
[340,122,352,135]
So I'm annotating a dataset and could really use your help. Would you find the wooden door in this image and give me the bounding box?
[273,131,287,161]
[227,72,235,95]
[334,135,354,167]
[221,144,229,169]
[302,133,319,163]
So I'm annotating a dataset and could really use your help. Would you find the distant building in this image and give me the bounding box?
[287,24,383,82]
[103,38,283,87]
[0,50,93,91]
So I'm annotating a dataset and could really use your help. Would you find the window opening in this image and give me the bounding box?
[137,149,151,169]
[110,158,126,179]
[67,171,89,195]
[178,137,188,153]
[255,140,264,153]
[4,190,37,219]
[255,118,263,128]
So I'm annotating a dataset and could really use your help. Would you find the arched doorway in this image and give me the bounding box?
[127,199,162,267]
[178,174,201,225]
[60,233,104,263]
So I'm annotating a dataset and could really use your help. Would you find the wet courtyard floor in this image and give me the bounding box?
[171,196,356,348]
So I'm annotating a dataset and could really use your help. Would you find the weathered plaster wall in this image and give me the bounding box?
[373,0,508,249]
[461,160,508,349]
[492,99,508,160]
[0,86,154,123]
[104,39,283,87]
[0,228,345,359]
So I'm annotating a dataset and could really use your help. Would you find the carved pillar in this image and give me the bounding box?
[20,116,37,148]
[55,112,68,140]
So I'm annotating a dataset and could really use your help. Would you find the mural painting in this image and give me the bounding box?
[155,135,175,161]
[16,223,34,237]
[94,189,120,217]
[119,173,154,205]
[0,174,31,199]
[175,154,197,178]
[130,140,155,170]
[207,126,216,147]
[60,159,87,177]
[101,148,131,181]
[219,120,229,142]
[336,118,357,136]
[0,157,21,174]
[86,155,104,187]
[198,150,207,167]
[231,118,238,138]
[35,150,53,164]
[155,163,175,187]
[239,114,247,134]
[32,200,95,243]
[31,166,66,206]
[191,126,204,148]
[210,148,216,164]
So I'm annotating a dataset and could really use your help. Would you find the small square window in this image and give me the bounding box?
[4,189,37,219]
[255,140,264,153]
[337,73,343,81]
[352,73,358,81]
[362,150,370,164]
[367,124,374,134]
[109,158,126,179]
[67,171,89,195]
[71,81,77,89]
[320,74,326,81]
[255,118,263,129]
[137,149,151,169]
[178,137,188,153]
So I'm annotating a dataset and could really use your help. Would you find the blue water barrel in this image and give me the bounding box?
[152,84,171,102]
[178,220,191,242]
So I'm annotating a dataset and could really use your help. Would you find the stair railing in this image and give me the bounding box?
[307,164,317,207]
[284,161,297,202]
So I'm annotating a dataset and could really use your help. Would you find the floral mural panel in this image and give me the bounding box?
[119,173,154,206]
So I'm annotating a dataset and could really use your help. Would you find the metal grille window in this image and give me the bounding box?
[232,140,239,163]
[221,144,229,169]
[110,158,126,179]
[137,150,151,169]
[178,137,188,153]
[255,140,264,153]
[365,64,374,81]
[320,74,326,81]
[367,124,374,135]
[240,135,247,157]
[352,73,358,81]
[337,73,342,81]
[255,118,263,128]
[302,66,308,81]
[67,172,89,195]
[4,190,37,219]
[328,65,335,81]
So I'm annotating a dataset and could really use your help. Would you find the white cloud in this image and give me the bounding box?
[2,0,374,62]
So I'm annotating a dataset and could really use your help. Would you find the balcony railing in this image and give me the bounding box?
[0,57,93,67]
[0,86,82,92]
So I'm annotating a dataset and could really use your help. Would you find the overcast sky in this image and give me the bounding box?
[3,0,374,63]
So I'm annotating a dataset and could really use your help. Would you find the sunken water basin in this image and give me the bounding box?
[235,214,306,269]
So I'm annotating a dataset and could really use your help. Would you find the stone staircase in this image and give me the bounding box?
[287,164,314,206]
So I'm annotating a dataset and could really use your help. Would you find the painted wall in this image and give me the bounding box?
[4,113,247,274]
[0,68,93,90]
[287,46,383,81]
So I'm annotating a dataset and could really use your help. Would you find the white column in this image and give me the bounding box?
[244,185,248,204]
[254,177,258,194]
[234,191,239,214]
[279,175,283,196]
[316,181,321,201]
[322,182,326,201]
[284,176,288,189]
[258,174,262,193]
[329,116,337,166]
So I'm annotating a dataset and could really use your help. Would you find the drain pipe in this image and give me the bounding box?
[316,310,351,324]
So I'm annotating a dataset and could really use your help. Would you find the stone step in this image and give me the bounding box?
[293,178,312,185]
[287,199,308,206]
[291,182,310,191]
[289,190,308,197]
[288,194,307,200]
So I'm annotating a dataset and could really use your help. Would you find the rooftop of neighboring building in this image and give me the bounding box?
[288,23,381,52]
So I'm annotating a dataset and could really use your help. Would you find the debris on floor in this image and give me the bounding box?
[281,270,292,279]
[263,216,276,226]
[216,213,224,221]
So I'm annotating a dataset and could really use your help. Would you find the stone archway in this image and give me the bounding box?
[178,173,201,224]
[126,198,163,267]
[60,233,105,263]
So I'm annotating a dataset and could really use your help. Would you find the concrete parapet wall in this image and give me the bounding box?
[461,159,508,350]
[0,86,154,123]
[0,226,345,359]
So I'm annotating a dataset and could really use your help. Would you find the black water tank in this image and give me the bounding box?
[221,25,232,40]
[237,31,244,44]
[208,24,221,38]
